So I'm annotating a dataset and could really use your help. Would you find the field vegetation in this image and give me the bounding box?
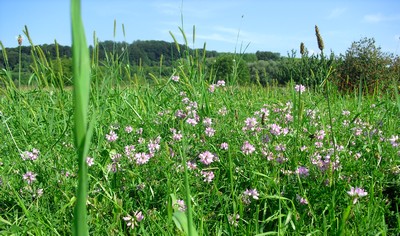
[0,1,399,235]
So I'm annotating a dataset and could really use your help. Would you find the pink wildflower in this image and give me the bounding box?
[106,130,118,142]
[199,151,216,165]
[186,118,198,126]
[171,75,179,82]
[23,171,37,184]
[208,84,216,93]
[123,211,144,229]
[244,117,258,131]
[295,84,306,93]
[187,161,197,170]
[296,195,308,205]
[388,135,399,147]
[173,131,183,141]
[244,188,259,200]
[347,186,368,204]
[86,157,94,167]
[203,117,212,127]
[316,130,325,140]
[175,199,187,211]
[241,141,255,155]
[220,142,229,150]
[270,124,282,135]
[125,126,133,133]
[21,148,40,161]
[201,170,215,182]
[216,80,225,86]
[205,127,215,137]
[342,110,350,116]
[295,166,309,177]
[134,152,150,165]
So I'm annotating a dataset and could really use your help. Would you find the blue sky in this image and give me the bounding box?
[1,0,399,56]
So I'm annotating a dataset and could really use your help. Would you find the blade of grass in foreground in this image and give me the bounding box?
[71,0,92,235]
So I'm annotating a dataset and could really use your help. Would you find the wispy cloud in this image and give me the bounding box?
[196,33,237,44]
[327,7,347,19]
[195,25,305,53]
[151,2,181,16]
[364,13,400,23]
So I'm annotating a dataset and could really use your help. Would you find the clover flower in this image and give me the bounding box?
[134,152,150,165]
[105,130,118,142]
[23,171,37,184]
[295,84,306,93]
[201,170,215,182]
[244,188,259,200]
[270,123,282,135]
[199,151,216,165]
[241,141,255,155]
[21,148,40,161]
[86,157,94,167]
[205,127,215,137]
[175,199,187,212]
[171,75,179,82]
[220,142,229,150]
[216,80,225,86]
[347,186,368,204]
[228,213,240,227]
[244,117,258,131]
[295,166,309,177]
[125,126,133,133]
[296,195,308,205]
[123,211,144,229]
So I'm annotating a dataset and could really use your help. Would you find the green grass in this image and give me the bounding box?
[71,0,92,235]
[1,73,399,235]
[0,3,399,236]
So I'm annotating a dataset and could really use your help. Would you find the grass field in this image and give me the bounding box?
[0,1,399,235]
[1,72,399,235]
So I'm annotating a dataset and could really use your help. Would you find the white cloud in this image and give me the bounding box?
[364,13,400,23]
[364,13,384,23]
[327,7,347,19]
[196,33,237,44]
[151,1,181,16]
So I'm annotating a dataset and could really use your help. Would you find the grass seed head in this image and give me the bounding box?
[300,42,305,56]
[315,25,324,51]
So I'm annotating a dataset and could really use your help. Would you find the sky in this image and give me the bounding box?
[1,0,400,56]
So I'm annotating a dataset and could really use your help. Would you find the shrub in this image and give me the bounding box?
[211,54,250,85]
[248,60,280,86]
[335,37,396,94]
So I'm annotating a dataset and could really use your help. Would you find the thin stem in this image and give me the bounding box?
[18,45,22,87]
[180,121,195,236]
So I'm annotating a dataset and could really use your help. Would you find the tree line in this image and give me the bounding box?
[1,36,398,93]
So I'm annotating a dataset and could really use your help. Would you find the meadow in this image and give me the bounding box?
[0,3,400,236]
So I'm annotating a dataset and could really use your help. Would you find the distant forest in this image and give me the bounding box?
[0,40,282,69]
[0,40,283,85]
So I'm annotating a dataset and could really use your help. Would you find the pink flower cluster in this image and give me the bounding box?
[20,148,40,161]
[242,188,259,204]
[347,186,368,204]
[123,211,144,229]
[198,151,218,165]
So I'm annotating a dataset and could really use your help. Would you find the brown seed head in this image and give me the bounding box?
[315,25,324,51]
[17,34,23,46]
[300,42,305,56]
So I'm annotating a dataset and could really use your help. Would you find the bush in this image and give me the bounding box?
[211,54,250,85]
[248,60,280,86]
[335,37,396,94]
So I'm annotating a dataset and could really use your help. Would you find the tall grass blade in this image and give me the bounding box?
[394,79,400,113]
[71,0,92,235]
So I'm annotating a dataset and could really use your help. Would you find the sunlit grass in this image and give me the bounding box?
[70,0,92,235]
[0,7,399,236]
